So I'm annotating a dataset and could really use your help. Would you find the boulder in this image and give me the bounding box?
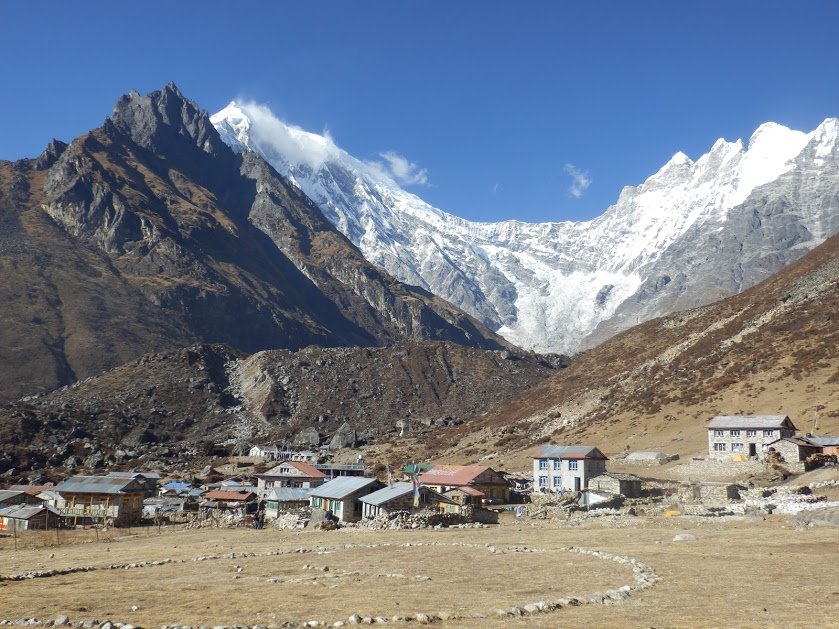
[295,427,322,447]
[329,422,357,450]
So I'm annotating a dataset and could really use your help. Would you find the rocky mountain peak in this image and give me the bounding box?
[107,83,238,191]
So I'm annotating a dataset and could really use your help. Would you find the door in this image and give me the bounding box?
[749,443,756,457]
[574,477,581,492]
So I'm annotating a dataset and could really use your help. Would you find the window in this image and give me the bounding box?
[731,443,744,452]
[746,430,756,437]
[538,476,548,487]
[568,460,579,471]
[713,430,724,437]
[553,459,561,470]
[552,476,562,488]
[538,459,548,470]
[714,443,726,451]
[764,430,774,437]
[730,430,741,437]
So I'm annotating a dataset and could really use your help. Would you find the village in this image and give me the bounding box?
[2,414,837,537]
[0,414,837,627]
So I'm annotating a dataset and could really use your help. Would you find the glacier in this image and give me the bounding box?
[211,102,839,354]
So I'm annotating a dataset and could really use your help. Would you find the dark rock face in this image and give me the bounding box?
[0,85,509,403]
[0,342,554,477]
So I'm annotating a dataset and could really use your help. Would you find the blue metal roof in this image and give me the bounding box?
[359,482,414,506]
[308,476,380,499]
[535,445,606,459]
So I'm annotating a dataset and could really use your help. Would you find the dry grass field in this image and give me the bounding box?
[1,513,837,628]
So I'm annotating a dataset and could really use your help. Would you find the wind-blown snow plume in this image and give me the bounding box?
[212,101,839,354]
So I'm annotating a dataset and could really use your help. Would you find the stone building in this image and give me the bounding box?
[706,415,797,460]
[588,472,642,498]
[255,461,326,498]
[765,436,822,471]
[532,445,608,493]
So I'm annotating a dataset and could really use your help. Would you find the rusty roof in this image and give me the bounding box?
[443,485,485,497]
[203,489,256,502]
[260,461,325,478]
[418,465,495,486]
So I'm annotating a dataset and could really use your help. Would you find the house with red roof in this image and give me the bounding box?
[255,461,326,498]
[418,465,509,503]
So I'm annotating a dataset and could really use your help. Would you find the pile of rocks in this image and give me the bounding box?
[272,508,311,530]
[355,510,470,530]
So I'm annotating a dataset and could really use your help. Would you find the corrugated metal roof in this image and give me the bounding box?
[706,415,795,429]
[534,446,607,460]
[268,487,312,502]
[591,472,642,482]
[9,484,54,496]
[444,486,485,497]
[0,504,58,520]
[360,482,414,506]
[308,476,380,499]
[419,465,493,486]
[0,490,25,503]
[767,436,821,447]
[203,490,256,502]
[808,436,839,447]
[0,489,24,502]
[55,476,144,495]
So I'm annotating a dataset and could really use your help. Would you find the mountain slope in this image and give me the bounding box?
[212,103,839,353]
[0,342,554,476]
[413,230,839,467]
[0,84,508,402]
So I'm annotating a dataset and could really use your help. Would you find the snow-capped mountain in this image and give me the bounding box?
[212,102,839,354]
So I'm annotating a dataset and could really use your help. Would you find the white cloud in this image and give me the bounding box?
[564,163,592,198]
[236,100,343,171]
[376,151,430,186]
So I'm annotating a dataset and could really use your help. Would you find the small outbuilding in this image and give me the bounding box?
[623,451,669,465]
[440,486,484,514]
[359,482,454,519]
[308,477,384,522]
[588,472,643,498]
[0,504,61,532]
[265,487,312,518]
[765,436,822,469]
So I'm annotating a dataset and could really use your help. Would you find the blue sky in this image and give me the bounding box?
[1,1,837,223]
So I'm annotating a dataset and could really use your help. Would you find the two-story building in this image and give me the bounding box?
[418,465,510,503]
[532,445,608,493]
[255,461,326,498]
[54,476,146,526]
[706,415,797,460]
